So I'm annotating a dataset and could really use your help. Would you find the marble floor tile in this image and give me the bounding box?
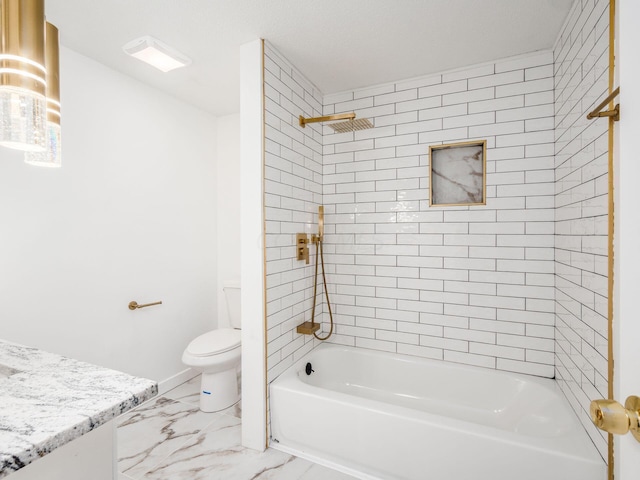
[296,463,358,480]
[163,375,200,407]
[118,377,351,480]
[220,398,242,419]
[117,396,222,479]
[141,415,353,480]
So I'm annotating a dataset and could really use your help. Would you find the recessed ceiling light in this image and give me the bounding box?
[122,36,191,73]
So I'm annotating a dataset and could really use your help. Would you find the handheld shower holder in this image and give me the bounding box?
[297,322,321,335]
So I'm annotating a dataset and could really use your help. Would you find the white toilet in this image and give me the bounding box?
[182,281,241,412]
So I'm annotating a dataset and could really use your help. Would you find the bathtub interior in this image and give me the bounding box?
[298,345,574,437]
[270,344,606,480]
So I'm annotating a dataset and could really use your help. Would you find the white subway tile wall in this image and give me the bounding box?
[322,52,556,378]
[263,2,611,459]
[263,42,324,387]
[553,0,610,462]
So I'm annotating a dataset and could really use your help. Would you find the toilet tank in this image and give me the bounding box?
[223,281,241,329]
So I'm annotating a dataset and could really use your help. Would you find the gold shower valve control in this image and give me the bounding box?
[590,396,640,442]
[296,233,309,264]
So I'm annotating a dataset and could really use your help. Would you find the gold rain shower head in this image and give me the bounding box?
[299,113,373,133]
[329,118,373,133]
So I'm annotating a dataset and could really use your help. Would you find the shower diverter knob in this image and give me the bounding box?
[590,396,640,441]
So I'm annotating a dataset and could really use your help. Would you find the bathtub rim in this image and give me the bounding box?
[287,342,561,392]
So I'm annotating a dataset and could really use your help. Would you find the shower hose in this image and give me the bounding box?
[311,239,334,341]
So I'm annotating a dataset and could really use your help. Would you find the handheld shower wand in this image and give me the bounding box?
[310,205,333,340]
[318,205,324,242]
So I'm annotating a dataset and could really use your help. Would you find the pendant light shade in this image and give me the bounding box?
[25,21,61,167]
[0,0,47,152]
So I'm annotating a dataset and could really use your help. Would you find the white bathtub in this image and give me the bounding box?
[269,344,605,480]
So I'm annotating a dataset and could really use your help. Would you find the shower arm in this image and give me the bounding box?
[299,113,356,128]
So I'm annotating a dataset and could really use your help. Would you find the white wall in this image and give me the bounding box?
[616,1,640,477]
[0,47,218,383]
[553,0,610,461]
[216,113,241,326]
[240,39,267,451]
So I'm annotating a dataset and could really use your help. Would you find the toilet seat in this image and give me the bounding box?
[186,328,241,357]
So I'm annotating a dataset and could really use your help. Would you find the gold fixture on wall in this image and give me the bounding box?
[298,113,373,133]
[590,396,640,443]
[25,21,61,167]
[0,0,48,152]
[296,205,335,340]
[128,300,162,310]
[296,233,309,264]
[587,87,620,121]
[317,205,324,241]
[299,113,355,127]
[296,321,320,335]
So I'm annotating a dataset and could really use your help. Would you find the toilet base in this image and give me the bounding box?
[199,369,239,412]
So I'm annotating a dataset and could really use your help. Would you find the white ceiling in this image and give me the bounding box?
[45,0,574,117]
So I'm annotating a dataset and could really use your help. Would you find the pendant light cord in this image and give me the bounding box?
[311,239,334,341]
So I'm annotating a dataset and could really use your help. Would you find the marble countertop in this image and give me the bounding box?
[0,339,157,478]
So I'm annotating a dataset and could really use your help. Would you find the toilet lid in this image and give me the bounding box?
[186,328,241,356]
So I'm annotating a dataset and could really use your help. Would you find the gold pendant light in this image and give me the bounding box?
[25,21,61,167]
[0,0,48,152]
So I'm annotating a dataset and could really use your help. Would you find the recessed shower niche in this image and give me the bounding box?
[429,140,487,206]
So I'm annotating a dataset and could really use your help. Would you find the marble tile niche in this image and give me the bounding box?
[430,141,486,206]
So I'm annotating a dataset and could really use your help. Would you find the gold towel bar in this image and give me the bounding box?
[587,87,620,121]
[129,300,162,310]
